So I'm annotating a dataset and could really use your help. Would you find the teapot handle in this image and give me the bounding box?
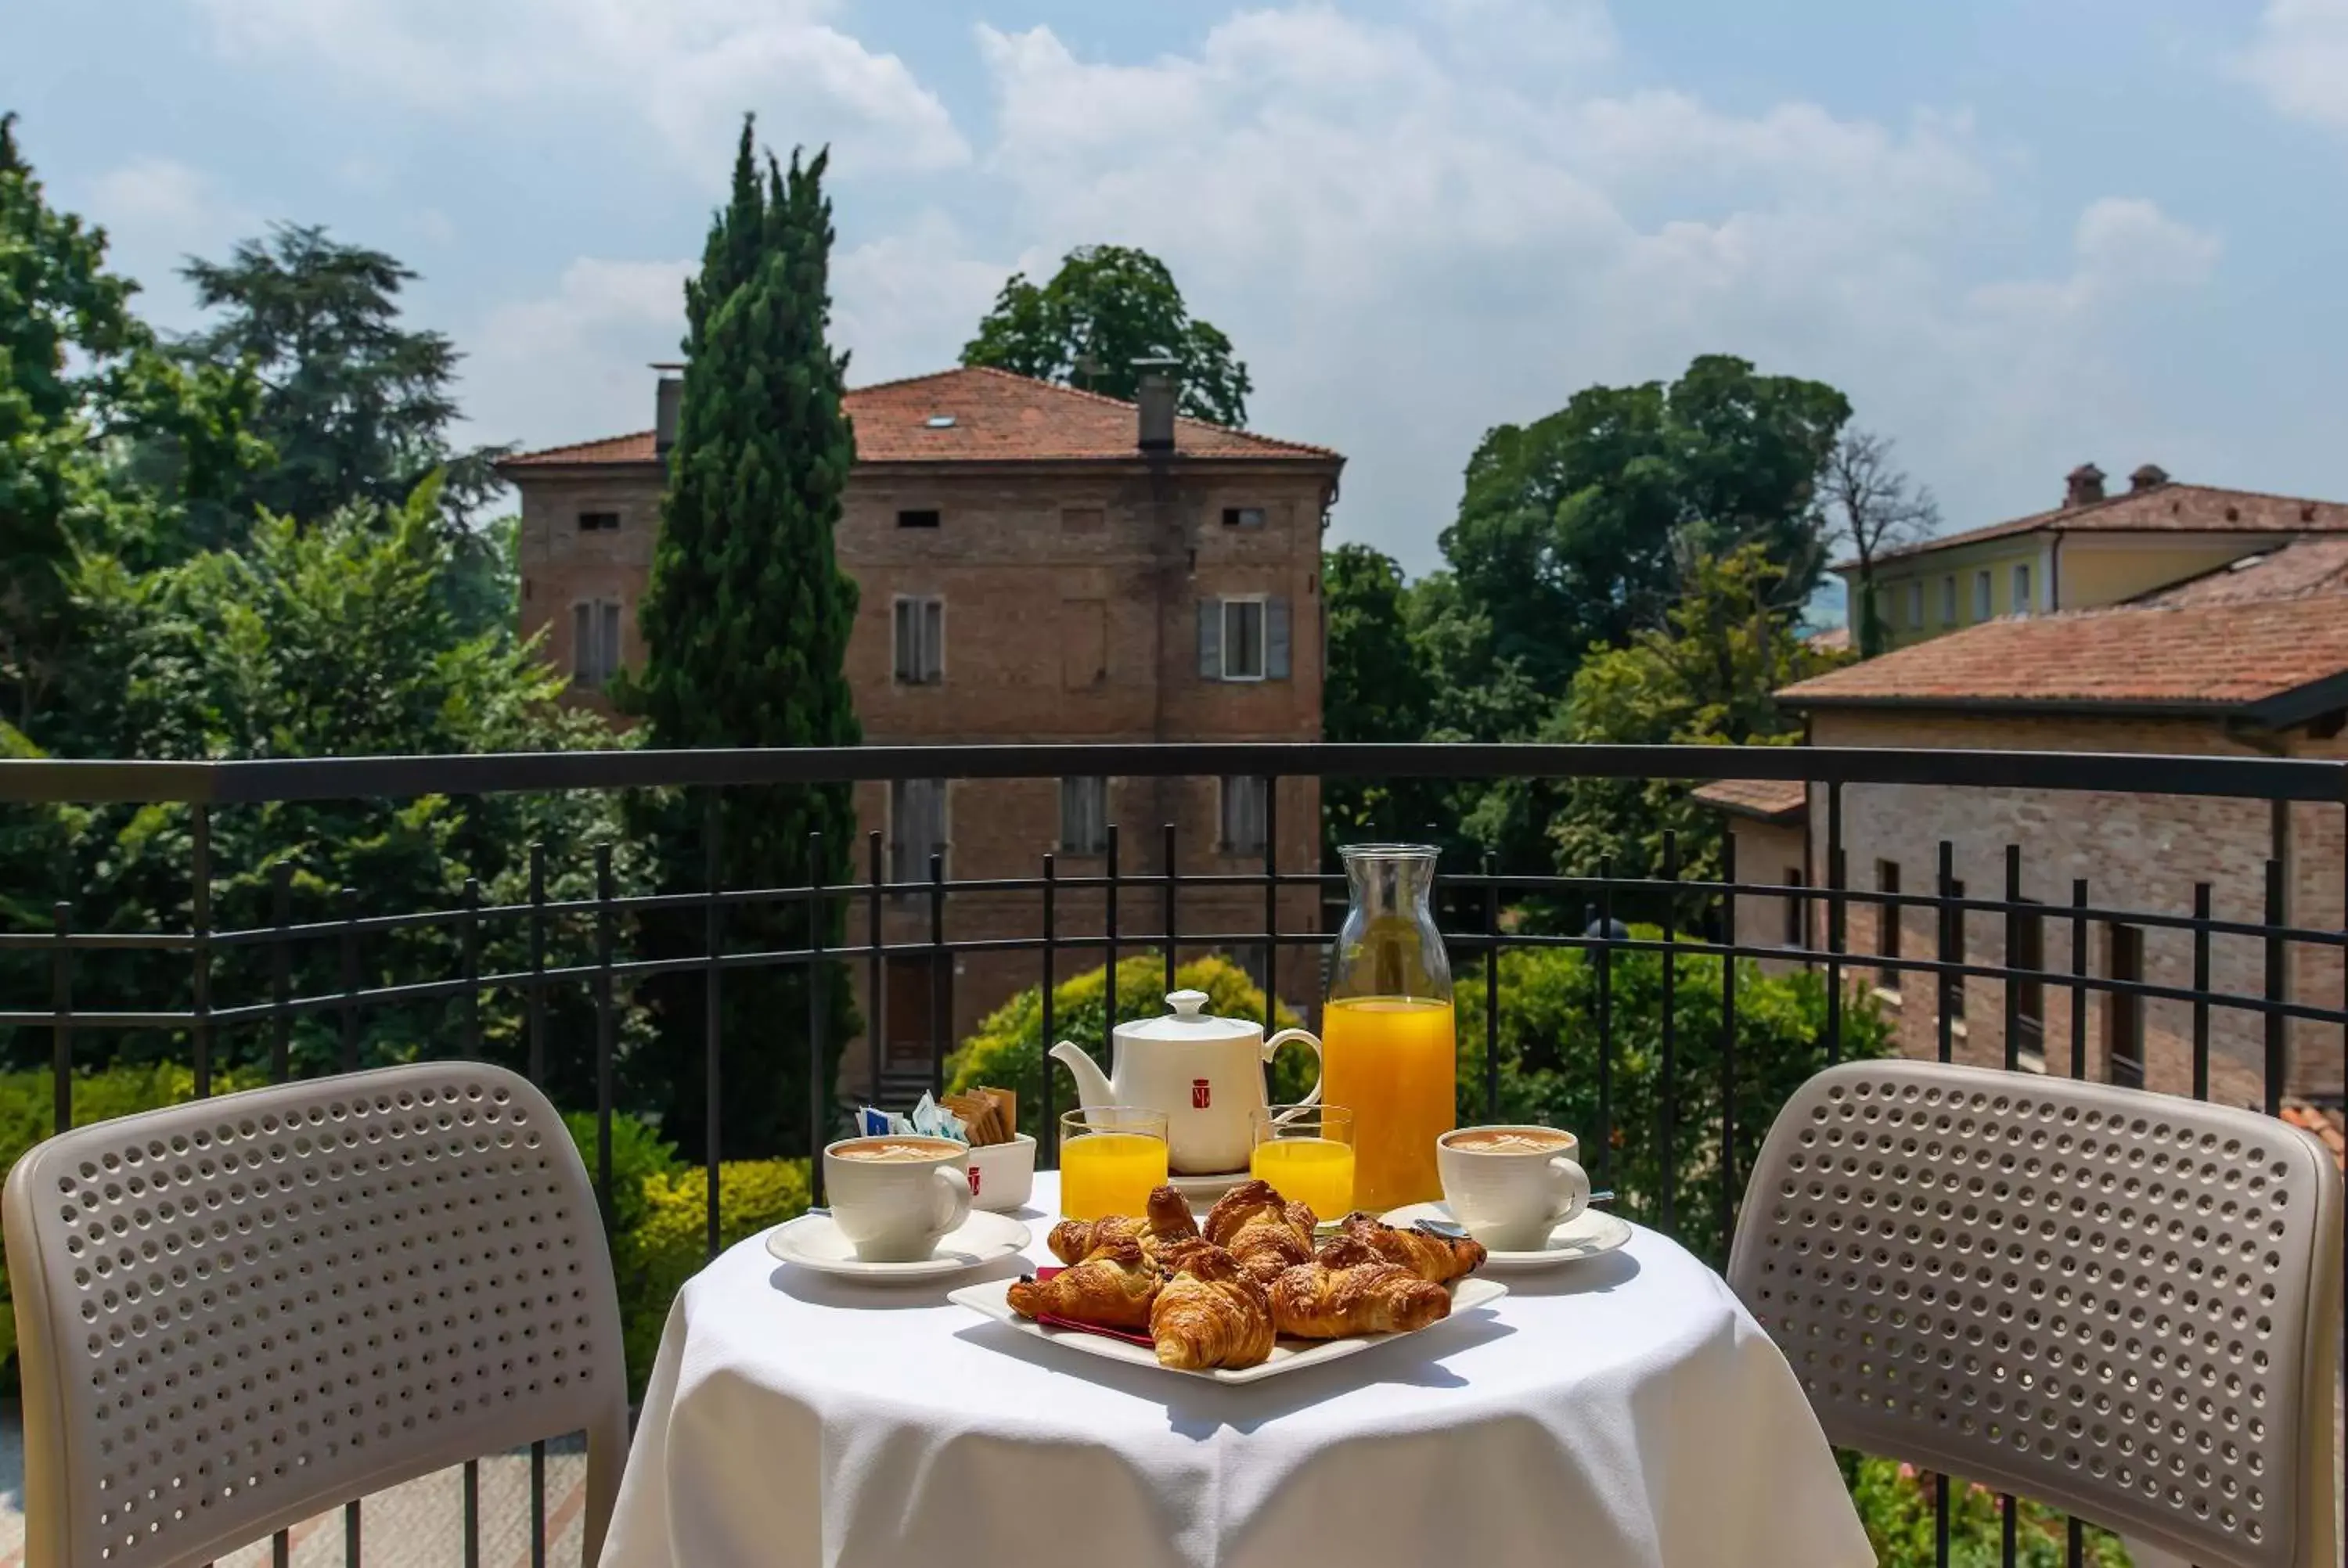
[1260,1028,1323,1109]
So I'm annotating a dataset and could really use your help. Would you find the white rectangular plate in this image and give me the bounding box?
[948,1276,1507,1385]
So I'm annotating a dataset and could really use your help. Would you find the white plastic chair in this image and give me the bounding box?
[3,1063,629,1568]
[1729,1059,2343,1568]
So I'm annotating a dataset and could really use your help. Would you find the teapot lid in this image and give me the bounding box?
[1115,989,1259,1042]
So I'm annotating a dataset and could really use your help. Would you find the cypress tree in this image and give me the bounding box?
[631,118,861,1159]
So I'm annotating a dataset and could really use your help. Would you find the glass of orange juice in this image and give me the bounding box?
[1057,1106,1170,1219]
[1250,1105,1355,1221]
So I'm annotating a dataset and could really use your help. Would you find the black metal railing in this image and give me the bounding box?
[2,741,2343,1568]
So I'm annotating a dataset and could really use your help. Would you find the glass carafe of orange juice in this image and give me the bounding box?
[1322,844,1454,1209]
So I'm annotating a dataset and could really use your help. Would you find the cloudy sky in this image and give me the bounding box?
[8,0,2346,573]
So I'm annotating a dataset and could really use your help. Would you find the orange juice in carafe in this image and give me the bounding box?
[1322,997,1454,1209]
[1324,845,1455,1209]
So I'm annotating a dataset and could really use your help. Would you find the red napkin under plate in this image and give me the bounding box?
[1027,1266,1155,1347]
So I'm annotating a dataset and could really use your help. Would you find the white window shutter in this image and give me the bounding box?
[924,599,944,682]
[1197,598,1222,678]
[1266,597,1291,679]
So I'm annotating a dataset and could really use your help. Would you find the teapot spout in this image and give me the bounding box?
[1047,1040,1116,1110]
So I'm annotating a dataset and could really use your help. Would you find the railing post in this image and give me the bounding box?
[1163,822,1179,998]
[708,799,725,1260]
[527,843,547,1085]
[190,803,212,1098]
[594,843,615,1220]
[1658,831,1678,1235]
[866,829,884,1119]
[929,849,947,1099]
[339,886,360,1073]
[270,863,292,1084]
[2069,879,2089,1081]
[1936,841,1956,1065]
[1041,852,1057,1164]
[1262,775,1278,1027]
[808,830,828,1200]
[2191,882,2212,1100]
[1105,823,1122,1023]
[1720,829,1738,1261]
[1824,782,1844,1064]
[2002,844,2022,1072]
[50,901,71,1136]
[1595,855,1614,1196]
[1482,852,1499,1125]
[2263,858,2285,1117]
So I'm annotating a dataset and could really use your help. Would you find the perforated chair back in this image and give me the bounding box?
[1729,1060,2342,1568]
[3,1063,628,1568]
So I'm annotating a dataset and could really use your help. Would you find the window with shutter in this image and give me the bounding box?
[1266,597,1290,679]
[1220,599,1266,680]
[1197,598,1222,678]
[572,603,593,685]
[1060,777,1107,854]
[600,602,622,680]
[572,600,623,688]
[893,596,944,684]
[890,779,949,882]
[1219,776,1268,854]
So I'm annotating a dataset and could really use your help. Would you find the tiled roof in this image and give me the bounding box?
[1806,626,1851,653]
[1691,778,1808,822]
[1860,480,2348,569]
[499,366,1341,469]
[2133,536,2348,608]
[1777,591,2348,714]
[2281,1102,2346,1172]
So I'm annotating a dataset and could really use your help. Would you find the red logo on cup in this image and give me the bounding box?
[1192,1078,1212,1109]
[967,1166,982,1196]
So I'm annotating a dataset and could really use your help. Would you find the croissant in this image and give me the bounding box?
[1269,1236,1452,1338]
[1337,1212,1487,1282]
[1006,1237,1160,1329]
[1148,1239,1276,1371]
[1046,1183,1200,1265]
[1202,1178,1317,1285]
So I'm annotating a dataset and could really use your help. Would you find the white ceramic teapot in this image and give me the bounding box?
[1050,990,1322,1174]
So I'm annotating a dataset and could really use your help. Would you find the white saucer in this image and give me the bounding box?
[1167,1170,1254,1207]
[1379,1201,1633,1268]
[765,1209,1032,1282]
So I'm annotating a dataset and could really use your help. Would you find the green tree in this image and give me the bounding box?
[961,244,1252,426]
[175,225,512,543]
[0,112,263,731]
[1435,354,1851,702]
[1320,543,1448,852]
[0,481,645,1113]
[628,120,862,1160]
[1454,937,1892,1269]
[1548,545,1847,888]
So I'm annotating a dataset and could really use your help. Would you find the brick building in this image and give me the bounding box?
[497,367,1343,1095]
[1703,538,2348,1109]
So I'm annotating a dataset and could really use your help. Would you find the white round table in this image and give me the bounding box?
[600,1174,1871,1568]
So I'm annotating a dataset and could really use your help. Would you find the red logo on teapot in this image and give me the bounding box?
[967,1166,982,1196]
[1192,1078,1212,1109]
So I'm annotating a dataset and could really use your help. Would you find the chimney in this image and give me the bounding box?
[2063,462,2106,508]
[2128,463,2170,493]
[653,363,684,457]
[1133,356,1179,453]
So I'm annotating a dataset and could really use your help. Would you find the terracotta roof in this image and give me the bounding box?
[1855,480,2348,570]
[2281,1102,2346,1172]
[1691,778,1808,823]
[1806,626,1851,653]
[499,366,1340,470]
[2133,536,2348,608]
[1777,590,2348,719]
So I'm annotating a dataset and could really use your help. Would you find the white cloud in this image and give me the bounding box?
[953,6,2220,567]
[190,0,967,175]
[464,257,694,455]
[77,157,256,330]
[2239,0,2348,130]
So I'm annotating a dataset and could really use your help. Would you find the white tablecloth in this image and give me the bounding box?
[600,1174,1871,1568]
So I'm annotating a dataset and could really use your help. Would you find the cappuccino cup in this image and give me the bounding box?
[1436,1125,1590,1251]
[822,1135,973,1261]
